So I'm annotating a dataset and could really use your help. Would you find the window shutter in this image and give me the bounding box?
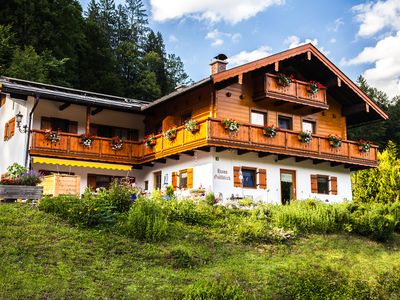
[69,121,78,133]
[9,117,15,138]
[171,172,177,189]
[41,117,52,130]
[4,122,9,140]
[187,168,193,189]
[0,94,5,107]
[258,169,267,189]
[330,176,338,195]
[311,175,318,193]
[233,166,241,187]
[87,174,96,190]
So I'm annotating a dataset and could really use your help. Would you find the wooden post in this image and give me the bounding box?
[85,106,91,135]
[274,61,279,72]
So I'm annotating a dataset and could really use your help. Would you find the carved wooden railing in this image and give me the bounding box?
[207,119,378,166]
[30,118,378,167]
[254,73,328,108]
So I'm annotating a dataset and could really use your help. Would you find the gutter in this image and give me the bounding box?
[25,95,40,168]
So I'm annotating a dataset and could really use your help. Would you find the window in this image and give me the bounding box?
[87,174,134,190]
[302,120,316,133]
[251,111,266,126]
[154,171,162,190]
[41,117,77,133]
[3,117,15,141]
[242,168,256,188]
[179,170,188,189]
[181,112,192,125]
[278,115,292,130]
[90,124,138,141]
[144,180,149,191]
[317,176,329,194]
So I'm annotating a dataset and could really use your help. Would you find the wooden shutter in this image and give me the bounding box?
[9,117,15,138]
[311,175,318,193]
[0,94,5,107]
[4,122,9,140]
[233,166,241,187]
[171,172,177,189]
[187,168,193,189]
[41,117,52,130]
[68,121,78,133]
[330,176,338,195]
[87,174,97,190]
[258,169,267,189]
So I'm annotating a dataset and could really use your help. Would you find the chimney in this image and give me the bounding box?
[210,54,228,75]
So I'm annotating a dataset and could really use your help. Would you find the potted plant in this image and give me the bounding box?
[358,139,371,153]
[263,124,278,137]
[110,136,123,151]
[144,134,157,148]
[185,119,200,133]
[298,131,313,143]
[0,164,43,201]
[308,81,325,95]
[328,134,342,148]
[222,118,240,133]
[276,73,294,87]
[45,128,61,143]
[164,127,177,141]
[80,134,94,147]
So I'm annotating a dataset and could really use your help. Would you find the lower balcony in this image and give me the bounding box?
[30,119,378,169]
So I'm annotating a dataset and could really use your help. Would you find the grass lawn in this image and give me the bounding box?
[1,203,400,299]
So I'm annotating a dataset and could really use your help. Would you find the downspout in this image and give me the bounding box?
[24,95,40,168]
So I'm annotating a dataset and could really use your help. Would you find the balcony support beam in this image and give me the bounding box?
[313,159,324,165]
[168,155,180,160]
[198,146,211,152]
[274,100,286,107]
[91,107,103,116]
[215,147,227,152]
[295,157,308,162]
[155,158,166,164]
[59,103,71,111]
[237,149,250,155]
[330,161,343,167]
[258,152,272,158]
[182,150,195,156]
[277,154,290,161]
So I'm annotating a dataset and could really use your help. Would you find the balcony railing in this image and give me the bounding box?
[207,119,378,167]
[253,73,329,110]
[30,118,378,167]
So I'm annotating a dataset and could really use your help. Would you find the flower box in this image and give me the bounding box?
[164,128,177,141]
[185,120,200,133]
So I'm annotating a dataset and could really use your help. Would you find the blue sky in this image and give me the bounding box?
[79,0,400,98]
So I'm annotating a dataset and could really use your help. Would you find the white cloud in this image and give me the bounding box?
[228,46,272,67]
[328,18,344,32]
[342,31,400,97]
[150,0,284,24]
[169,35,179,43]
[330,38,337,44]
[352,0,400,38]
[205,29,241,47]
[284,35,330,56]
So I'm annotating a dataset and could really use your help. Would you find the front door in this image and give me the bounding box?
[280,169,296,205]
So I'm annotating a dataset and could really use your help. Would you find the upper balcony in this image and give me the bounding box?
[30,118,377,169]
[253,73,329,114]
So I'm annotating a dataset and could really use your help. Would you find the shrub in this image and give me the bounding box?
[20,170,43,186]
[6,163,27,178]
[124,197,168,241]
[183,277,245,300]
[205,192,215,205]
[347,203,397,241]
[162,199,213,225]
[269,201,349,233]
[97,181,133,213]
[166,185,175,198]
[237,197,253,207]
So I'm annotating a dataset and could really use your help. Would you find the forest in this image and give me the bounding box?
[0,0,190,101]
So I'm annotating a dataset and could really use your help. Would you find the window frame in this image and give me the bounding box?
[250,110,267,127]
[302,119,317,134]
[154,171,162,190]
[317,175,330,195]
[278,115,293,131]
[178,169,188,189]
[241,167,257,189]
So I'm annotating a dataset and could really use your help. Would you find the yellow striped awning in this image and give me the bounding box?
[32,157,132,171]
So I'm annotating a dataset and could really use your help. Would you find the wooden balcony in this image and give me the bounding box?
[30,130,143,165]
[253,73,329,114]
[207,119,377,168]
[30,119,378,168]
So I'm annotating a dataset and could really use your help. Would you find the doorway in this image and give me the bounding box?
[280,169,296,205]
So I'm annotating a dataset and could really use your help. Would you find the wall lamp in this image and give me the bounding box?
[16,112,28,133]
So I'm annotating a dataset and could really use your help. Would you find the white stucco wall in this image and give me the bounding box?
[32,99,145,138]
[212,148,352,204]
[0,95,34,173]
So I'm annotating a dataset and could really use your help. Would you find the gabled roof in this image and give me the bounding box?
[212,43,388,121]
[0,77,148,111]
